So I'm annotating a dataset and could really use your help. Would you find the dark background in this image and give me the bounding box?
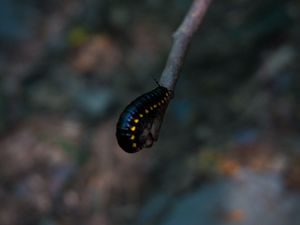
[0,0,300,225]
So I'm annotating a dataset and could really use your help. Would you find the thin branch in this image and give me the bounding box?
[116,1,213,152]
[159,0,212,91]
[148,0,213,146]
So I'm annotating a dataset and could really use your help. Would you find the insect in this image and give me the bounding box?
[116,86,173,153]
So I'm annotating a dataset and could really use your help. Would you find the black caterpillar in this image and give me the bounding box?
[116,86,172,153]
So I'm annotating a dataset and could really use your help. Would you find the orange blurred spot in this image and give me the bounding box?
[224,209,245,222]
[219,159,240,176]
[72,35,121,75]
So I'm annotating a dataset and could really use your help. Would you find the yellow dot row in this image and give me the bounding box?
[130,92,170,149]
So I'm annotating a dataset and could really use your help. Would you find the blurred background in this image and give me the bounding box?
[0,0,300,225]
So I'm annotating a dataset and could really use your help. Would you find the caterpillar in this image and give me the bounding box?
[116,86,173,153]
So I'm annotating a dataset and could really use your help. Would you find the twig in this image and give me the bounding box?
[159,0,212,91]
[116,0,212,152]
[149,0,212,146]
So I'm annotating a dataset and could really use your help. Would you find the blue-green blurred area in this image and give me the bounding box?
[0,0,300,225]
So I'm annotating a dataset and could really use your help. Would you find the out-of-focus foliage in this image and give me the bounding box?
[0,0,300,225]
